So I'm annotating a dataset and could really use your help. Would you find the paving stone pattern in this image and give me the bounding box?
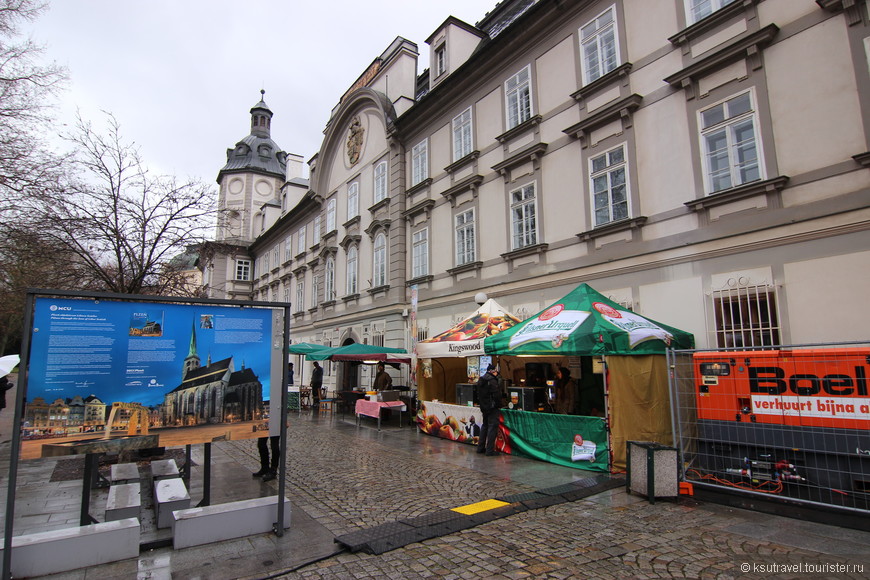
[220,417,870,580]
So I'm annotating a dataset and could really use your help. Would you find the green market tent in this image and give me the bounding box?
[483,283,694,470]
[484,283,693,356]
[287,342,330,355]
[305,343,409,363]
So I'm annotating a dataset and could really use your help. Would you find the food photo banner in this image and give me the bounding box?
[24,297,275,454]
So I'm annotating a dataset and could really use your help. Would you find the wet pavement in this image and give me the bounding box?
[2,404,870,579]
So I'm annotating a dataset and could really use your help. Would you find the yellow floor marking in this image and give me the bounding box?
[451,499,510,515]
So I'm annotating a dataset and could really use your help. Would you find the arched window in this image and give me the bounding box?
[346,246,358,295]
[325,256,336,301]
[373,233,387,288]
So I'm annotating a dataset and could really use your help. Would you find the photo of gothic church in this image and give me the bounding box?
[162,320,263,426]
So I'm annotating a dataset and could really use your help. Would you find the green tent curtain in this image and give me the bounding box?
[501,409,608,472]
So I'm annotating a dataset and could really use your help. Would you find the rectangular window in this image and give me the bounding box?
[295,281,304,313]
[580,6,619,84]
[455,209,476,266]
[326,198,336,232]
[347,182,359,219]
[263,252,269,272]
[297,226,306,253]
[712,284,780,348]
[272,246,279,268]
[700,91,761,193]
[412,229,429,279]
[452,107,472,161]
[373,233,387,287]
[686,0,738,25]
[313,216,322,244]
[284,236,292,261]
[510,183,538,250]
[590,144,629,226]
[311,274,319,308]
[435,45,446,76]
[374,161,387,202]
[235,259,251,281]
[283,287,290,303]
[346,246,358,295]
[411,140,428,186]
[505,66,532,129]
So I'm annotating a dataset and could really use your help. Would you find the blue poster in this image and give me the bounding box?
[25,297,275,446]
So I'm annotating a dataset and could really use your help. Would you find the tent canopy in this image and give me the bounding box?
[417,298,521,358]
[306,343,410,363]
[288,342,330,355]
[485,283,694,356]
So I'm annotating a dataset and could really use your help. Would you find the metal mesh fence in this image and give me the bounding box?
[668,343,870,513]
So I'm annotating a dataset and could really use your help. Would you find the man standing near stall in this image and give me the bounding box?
[476,364,502,456]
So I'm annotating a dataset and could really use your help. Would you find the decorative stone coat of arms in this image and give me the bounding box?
[347,115,364,166]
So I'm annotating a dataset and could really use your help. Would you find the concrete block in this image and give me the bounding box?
[0,518,139,577]
[154,478,190,529]
[106,483,141,521]
[110,462,140,484]
[172,496,291,549]
[150,458,180,480]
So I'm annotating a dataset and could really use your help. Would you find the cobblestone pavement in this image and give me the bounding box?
[222,413,870,580]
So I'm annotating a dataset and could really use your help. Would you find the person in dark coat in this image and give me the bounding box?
[0,376,12,414]
[310,361,323,407]
[253,435,280,481]
[476,364,503,456]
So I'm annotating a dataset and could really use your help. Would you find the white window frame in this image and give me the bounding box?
[711,283,780,348]
[235,259,251,281]
[510,182,538,250]
[589,143,629,227]
[326,198,336,233]
[435,44,446,77]
[311,272,319,308]
[374,161,388,202]
[373,232,387,288]
[325,255,335,301]
[297,226,306,253]
[411,228,429,279]
[346,245,358,295]
[452,107,473,161]
[263,252,269,272]
[347,182,359,219]
[283,236,292,261]
[580,5,620,85]
[505,66,532,130]
[272,246,279,269]
[283,286,290,303]
[685,0,738,25]
[313,215,322,244]
[295,280,304,313]
[455,208,476,266]
[411,139,428,186]
[699,90,763,194]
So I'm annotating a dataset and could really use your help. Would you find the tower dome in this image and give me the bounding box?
[218,90,287,180]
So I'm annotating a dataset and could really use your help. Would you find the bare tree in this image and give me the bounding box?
[0,0,66,209]
[23,112,218,295]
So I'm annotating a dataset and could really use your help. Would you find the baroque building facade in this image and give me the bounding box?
[202,0,870,394]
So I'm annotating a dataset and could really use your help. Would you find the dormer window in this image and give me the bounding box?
[435,44,446,77]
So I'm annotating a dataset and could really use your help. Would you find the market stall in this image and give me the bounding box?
[484,283,694,470]
[415,299,520,445]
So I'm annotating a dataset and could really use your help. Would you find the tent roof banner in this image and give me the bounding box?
[306,342,408,362]
[484,283,694,356]
[416,298,521,358]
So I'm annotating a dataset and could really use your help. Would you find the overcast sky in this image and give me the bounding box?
[24,0,498,185]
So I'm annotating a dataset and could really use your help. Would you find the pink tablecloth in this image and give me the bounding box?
[355,399,406,418]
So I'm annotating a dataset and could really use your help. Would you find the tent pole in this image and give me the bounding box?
[602,356,613,472]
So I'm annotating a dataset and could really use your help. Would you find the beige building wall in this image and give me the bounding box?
[217,0,870,378]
